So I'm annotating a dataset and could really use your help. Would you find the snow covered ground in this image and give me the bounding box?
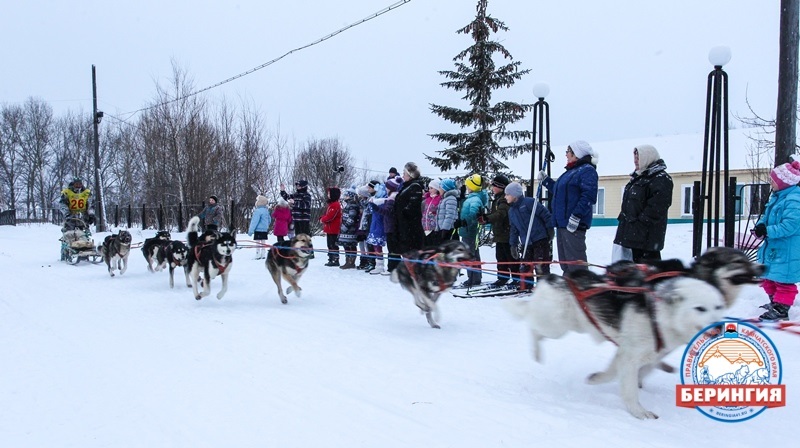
[0,222,796,447]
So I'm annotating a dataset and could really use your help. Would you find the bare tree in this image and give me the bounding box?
[292,137,356,203]
[0,103,24,210]
[18,98,55,218]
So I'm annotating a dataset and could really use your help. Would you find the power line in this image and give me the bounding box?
[115,0,411,121]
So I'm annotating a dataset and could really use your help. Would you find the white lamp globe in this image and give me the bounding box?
[532,82,550,99]
[708,46,732,67]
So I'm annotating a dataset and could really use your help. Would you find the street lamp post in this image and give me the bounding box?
[692,46,733,258]
[91,65,106,232]
[530,83,553,201]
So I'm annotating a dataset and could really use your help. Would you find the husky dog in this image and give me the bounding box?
[187,216,236,300]
[164,240,191,289]
[504,266,729,419]
[266,233,313,304]
[391,240,474,329]
[100,230,132,277]
[142,230,171,272]
[688,246,765,306]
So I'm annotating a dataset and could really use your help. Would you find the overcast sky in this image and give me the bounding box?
[0,0,782,178]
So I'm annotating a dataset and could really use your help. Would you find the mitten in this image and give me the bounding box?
[753,223,767,238]
[453,218,464,229]
[510,245,519,260]
[537,170,549,182]
[567,215,580,233]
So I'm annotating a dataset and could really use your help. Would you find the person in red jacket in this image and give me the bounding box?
[320,187,342,266]
[271,197,293,246]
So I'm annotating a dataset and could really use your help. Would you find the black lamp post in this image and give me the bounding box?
[91,65,106,232]
[692,46,734,258]
[530,82,554,200]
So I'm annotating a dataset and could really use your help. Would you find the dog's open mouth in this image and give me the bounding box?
[729,272,763,285]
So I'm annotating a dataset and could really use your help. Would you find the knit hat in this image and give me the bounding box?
[491,174,510,189]
[368,180,381,189]
[357,185,371,197]
[465,174,483,192]
[569,140,594,159]
[440,179,457,192]
[386,175,403,192]
[209,195,219,203]
[504,182,525,198]
[276,197,289,207]
[295,179,308,188]
[770,161,800,191]
[634,144,661,175]
[428,178,441,191]
[342,186,357,198]
[255,195,269,207]
[389,167,398,176]
[404,162,421,179]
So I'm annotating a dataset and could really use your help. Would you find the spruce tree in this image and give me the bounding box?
[426,0,532,174]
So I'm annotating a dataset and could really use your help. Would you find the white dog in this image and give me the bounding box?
[504,270,727,419]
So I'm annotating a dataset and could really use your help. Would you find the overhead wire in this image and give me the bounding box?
[113,0,411,122]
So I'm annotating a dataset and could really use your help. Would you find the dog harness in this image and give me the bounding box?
[402,250,451,293]
[562,269,684,354]
[194,242,231,274]
[269,246,306,274]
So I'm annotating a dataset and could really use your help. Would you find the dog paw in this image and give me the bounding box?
[280,296,288,304]
[425,312,440,329]
[195,295,202,300]
[294,287,302,297]
[586,371,614,385]
[216,293,225,300]
[629,407,659,420]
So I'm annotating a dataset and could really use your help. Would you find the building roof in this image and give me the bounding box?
[507,127,774,179]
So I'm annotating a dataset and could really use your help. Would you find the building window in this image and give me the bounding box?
[681,184,693,216]
[736,183,770,217]
[593,187,605,216]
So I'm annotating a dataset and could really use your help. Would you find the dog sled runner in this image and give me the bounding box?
[59,215,103,265]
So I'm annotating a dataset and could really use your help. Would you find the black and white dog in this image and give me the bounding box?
[164,240,191,289]
[142,230,171,272]
[503,247,763,419]
[391,239,474,329]
[100,230,132,277]
[187,216,236,300]
[266,233,314,304]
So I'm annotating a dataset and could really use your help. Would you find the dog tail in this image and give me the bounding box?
[187,216,201,247]
[502,298,531,320]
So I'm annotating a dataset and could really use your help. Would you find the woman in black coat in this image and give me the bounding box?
[613,144,674,262]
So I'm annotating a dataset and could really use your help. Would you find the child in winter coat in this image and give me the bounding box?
[248,195,272,259]
[483,175,514,286]
[753,160,800,321]
[505,182,554,288]
[271,197,292,246]
[458,174,489,286]
[365,180,387,273]
[356,185,373,269]
[370,176,402,275]
[198,195,226,231]
[337,187,362,269]
[320,187,342,266]
[422,178,442,247]
[435,179,459,243]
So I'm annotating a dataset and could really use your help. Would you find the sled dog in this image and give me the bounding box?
[100,230,132,277]
[187,216,236,300]
[266,233,313,304]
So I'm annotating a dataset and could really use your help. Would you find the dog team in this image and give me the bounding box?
[87,150,797,420]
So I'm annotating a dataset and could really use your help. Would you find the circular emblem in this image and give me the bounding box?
[678,321,784,422]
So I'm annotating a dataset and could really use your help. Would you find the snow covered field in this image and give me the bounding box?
[0,222,796,447]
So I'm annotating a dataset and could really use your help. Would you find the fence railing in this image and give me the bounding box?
[2,200,332,236]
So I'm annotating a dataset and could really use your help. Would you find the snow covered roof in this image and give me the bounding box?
[506,127,772,178]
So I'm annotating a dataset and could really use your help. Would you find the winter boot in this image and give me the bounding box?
[324,256,340,267]
[356,257,369,270]
[364,260,376,273]
[759,295,775,310]
[369,259,385,275]
[759,302,790,322]
[340,256,357,270]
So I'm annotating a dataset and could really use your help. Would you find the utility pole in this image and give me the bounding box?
[775,0,799,165]
[92,65,106,231]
